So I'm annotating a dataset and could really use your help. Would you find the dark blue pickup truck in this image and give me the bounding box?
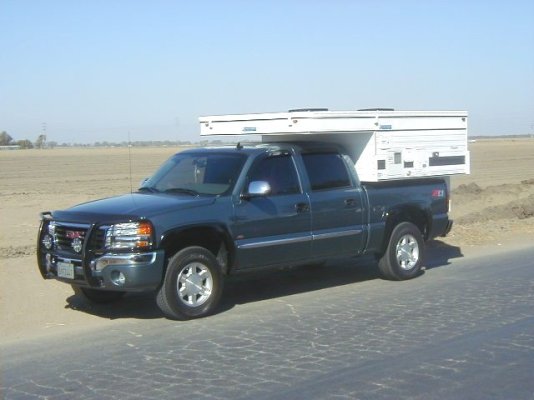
[38,142,452,319]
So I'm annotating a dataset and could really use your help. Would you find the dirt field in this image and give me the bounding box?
[1,139,534,342]
[446,139,534,246]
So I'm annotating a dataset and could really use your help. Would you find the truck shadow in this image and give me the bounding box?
[64,240,463,320]
[219,240,463,311]
[65,292,164,320]
[424,240,464,269]
[220,257,379,310]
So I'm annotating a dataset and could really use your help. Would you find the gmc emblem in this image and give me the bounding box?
[66,230,84,239]
[432,189,445,198]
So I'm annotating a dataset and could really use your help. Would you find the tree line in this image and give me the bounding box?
[0,131,47,149]
[0,131,230,149]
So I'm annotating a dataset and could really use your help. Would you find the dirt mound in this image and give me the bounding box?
[453,182,483,195]
[456,194,534,224]
[511,195,534,219]
[453,181,534,197]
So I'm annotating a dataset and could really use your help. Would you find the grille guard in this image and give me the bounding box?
[37,214,104,287]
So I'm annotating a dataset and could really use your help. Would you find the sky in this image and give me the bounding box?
[1,0,533,144]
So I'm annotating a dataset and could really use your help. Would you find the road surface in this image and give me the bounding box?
[2,243,533,399]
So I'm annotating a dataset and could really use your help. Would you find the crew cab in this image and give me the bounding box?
[38,142,452,319]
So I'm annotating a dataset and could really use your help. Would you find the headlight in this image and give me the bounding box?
[105,221,154,251]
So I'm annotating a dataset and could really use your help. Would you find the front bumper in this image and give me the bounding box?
[38,250,165,292]
[37,214,165,292]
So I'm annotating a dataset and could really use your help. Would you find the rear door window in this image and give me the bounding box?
[302,153,352,191]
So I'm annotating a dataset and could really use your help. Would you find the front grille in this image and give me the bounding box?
[48,222,109,256]
[52,223,90,256]
[90,226,108,254]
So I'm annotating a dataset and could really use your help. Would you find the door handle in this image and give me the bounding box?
[295,202,310,213]
[344,198,356,207]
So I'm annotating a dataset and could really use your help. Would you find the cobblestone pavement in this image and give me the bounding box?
[2,246,533,399]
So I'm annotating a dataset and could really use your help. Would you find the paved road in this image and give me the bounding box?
[2,244,533,399]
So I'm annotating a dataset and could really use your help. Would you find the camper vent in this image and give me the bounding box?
[288,108,329,112]
[358,108,395,112]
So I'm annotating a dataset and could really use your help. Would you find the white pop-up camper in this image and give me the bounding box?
[199,108,470,182]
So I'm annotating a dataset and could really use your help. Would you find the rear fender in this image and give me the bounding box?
[379,205,431,256]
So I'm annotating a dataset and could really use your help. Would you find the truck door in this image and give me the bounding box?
[232,153,312,269]
[300,152,365,258]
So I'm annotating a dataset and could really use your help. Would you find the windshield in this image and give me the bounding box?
[139,152,246,196]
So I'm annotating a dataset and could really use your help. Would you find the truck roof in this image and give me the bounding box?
[180,141,344,157]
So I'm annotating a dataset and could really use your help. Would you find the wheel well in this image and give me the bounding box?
[380,206,430,254]
[161,226,233,274]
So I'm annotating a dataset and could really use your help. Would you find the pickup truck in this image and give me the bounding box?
[37,142,452,320]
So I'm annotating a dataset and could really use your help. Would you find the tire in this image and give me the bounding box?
[156,246,224,320]
[378,222,425,281]
[71,285,125,304]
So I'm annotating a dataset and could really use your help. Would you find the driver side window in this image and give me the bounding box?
[248,155,300,196]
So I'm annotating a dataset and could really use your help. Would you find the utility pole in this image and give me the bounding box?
[37,122,47,149]
[174,117,181,146]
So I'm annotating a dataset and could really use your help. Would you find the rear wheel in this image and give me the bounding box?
[156,246,223,320]
[378,221,424,280]
[71,285,125,304]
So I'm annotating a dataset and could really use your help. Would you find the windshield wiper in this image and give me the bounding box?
[162,188,200,196]
[138,187,159,193]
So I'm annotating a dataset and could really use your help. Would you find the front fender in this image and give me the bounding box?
[160,223,236,273]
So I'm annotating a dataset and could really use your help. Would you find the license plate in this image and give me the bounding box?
[57,261,75,279]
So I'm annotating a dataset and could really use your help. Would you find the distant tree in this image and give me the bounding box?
[0,131,13,145]
[16,139,33,149]
[35,134,47,149]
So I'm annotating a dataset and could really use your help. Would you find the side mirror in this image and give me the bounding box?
[242,181,271,199]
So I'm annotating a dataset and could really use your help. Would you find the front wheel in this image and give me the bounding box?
[156,246,224,320]
[378,222,425,280]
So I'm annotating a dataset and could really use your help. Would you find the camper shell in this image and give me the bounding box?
[199,108,470,182]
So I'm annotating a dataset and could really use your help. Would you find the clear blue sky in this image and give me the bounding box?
[1,0,533,143]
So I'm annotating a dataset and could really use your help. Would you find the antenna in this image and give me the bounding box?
[128,132,133,193]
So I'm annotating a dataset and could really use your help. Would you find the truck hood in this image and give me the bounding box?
[51,193,216,223]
